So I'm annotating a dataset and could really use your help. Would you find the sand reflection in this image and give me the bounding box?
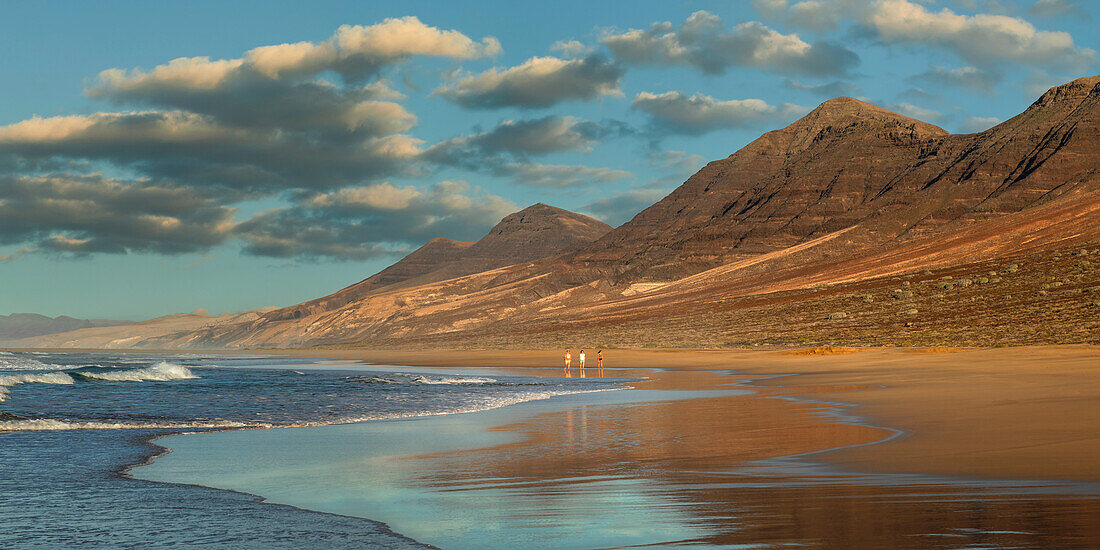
[402,368,1100,547]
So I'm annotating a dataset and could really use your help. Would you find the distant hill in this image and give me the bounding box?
[262,203,612,321]
[4,310,276,349]
[0,313,131,342]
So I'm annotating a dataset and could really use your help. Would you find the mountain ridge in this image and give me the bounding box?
[20,75,1100,350]
[263,202,612,321]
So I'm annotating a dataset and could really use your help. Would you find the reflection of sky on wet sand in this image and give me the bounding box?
[138,389,740,548]
[137,369,1100,549]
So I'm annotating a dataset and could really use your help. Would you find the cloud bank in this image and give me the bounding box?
[632,91,807,135]
[435,55,623,109]
[601,11,859,76]
[0,174,236,255]
[235,181,516,260]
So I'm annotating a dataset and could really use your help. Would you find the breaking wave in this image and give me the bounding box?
[346,374,502,385]
[0,354,59,372]
[410,375,498,385]
[0,387,620,432]
[76,362,197,382]
[0,362,197,401]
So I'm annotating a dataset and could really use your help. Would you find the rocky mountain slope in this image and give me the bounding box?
[575,77,1099,284]
[28,76,1100,350]
[262,203,612,322]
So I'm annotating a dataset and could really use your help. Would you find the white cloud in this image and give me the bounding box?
[92,16,500,91]
[753,0,871,32]
[755,0,1095,70]
[632,90,807,134]
[885,102,943,122]
[236,181,517,260]
[332,17,501,60]
[309,182,422,211]
[910,66,1002,93]
[0,110,422,192]
[601,11,859,76]
[550,40,595,58]
[865,0,1095,70]
[493,163,632,188]
[0,174,237,256]
[435,55,623,109]
[423,116,601,168]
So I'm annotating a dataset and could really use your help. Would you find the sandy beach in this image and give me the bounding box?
[10,344,1099,546]
[119,344,1100,548]
[12,344,1098,480]
[216,345,1100,482]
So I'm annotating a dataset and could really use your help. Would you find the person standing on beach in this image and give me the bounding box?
[597,350,603,371]
[564,350,571,370]
[579,349,586,369]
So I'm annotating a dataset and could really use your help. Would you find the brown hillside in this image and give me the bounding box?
[107,76,1100,349]
[263,203,611,321]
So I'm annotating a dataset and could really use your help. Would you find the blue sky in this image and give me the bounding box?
[1,0,1097,320]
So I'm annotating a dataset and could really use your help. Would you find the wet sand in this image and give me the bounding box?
[259,345,1100,482]
[128,345,1100,548]
[12,344,1100,545]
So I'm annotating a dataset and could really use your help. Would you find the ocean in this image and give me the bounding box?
[0,350,621,548]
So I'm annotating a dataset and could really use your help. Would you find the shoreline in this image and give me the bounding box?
[6,345,1100,482]
[275,345,1100,482]
[8,346,1100,546]
[124,348,1100,547]
[129,364,883,548]
[115,430,438,549]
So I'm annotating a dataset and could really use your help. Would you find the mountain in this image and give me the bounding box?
[4,311,272,349]
[576,78,1099,282]
[43,76,1100,349]
[0,313,131,342]
[262,203,612,321]
[574,96,951,280]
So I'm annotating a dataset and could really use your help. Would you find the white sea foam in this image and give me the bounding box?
[410,375,498,385]
[78,362,198,382]
[0,372,75,401]
[332,387,622,423]
[0,355,59,372]
[0,387,624,432]
[0,418,258,432]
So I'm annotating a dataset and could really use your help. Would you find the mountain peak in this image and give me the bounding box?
[755,95,948,157]
[509,202,570,217]
[1029,75,1100,111]
[484,204,610,242]
[795,96,946,133]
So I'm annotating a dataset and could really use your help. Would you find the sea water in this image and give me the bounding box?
[0,350,620,548]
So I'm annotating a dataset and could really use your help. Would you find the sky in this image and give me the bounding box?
[1,0,1097,320]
